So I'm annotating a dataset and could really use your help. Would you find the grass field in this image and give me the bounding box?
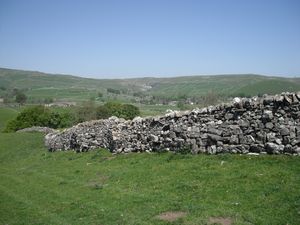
[0,132,299,225]
[0,107,19,132]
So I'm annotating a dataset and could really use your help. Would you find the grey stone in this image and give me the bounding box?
[282,136,290,145]
[280,127,289,136]
[239,119,250,128]
[44,92,300,156]
[207,134,223,143]
[247,152,260,156]
[265,122,274,129]
[207,145,217,154]
[296,92,300,101]
[284,144,293,153]
[229,135,239,144]
[265,142,281,154]
[266,132,276,142]
[225,113,234,120]
[284,95,293,105]
[263,96,274,105]
[207,127,223,136]
[148,134,159,142]
[275,138,282,145]
[245,135,255,144]
[263,110,273,120]
[249,144,264,153]
[256,131,267,144]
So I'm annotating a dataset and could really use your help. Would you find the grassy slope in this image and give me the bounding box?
[0,68,123,90]
[0,133,299,225]
[234,79,300,96]
[146,75,300,98]
[0,107,19,131]
[1,68,300,102]
[0,68,140,102]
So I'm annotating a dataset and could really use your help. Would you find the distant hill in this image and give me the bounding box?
[0,67,299,102]
[0,68,142,102]
[143,74,300,98]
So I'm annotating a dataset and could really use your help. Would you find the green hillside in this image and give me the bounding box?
[1,68,299,103]
[234,79,300,96]
[0,68,141,102]
[144,75,300,98]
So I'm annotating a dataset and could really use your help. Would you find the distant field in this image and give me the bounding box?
[1,68,300,103]
[147,75,300,98]
[27,87,98,101]
[234,79,300,96]
[0,132,299,225]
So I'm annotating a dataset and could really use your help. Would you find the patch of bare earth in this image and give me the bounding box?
[86,175,109,189]
[156,211,187,222]
[208,217,233,225]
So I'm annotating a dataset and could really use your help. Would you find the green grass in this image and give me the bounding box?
[0,132,299,225]
[234,79,300,96]
[0,107,19,131]
[147,75,300,98]
[27,87,98,101]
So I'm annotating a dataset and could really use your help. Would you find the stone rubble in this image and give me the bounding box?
[17,126,56,134]
[45,92,300,155]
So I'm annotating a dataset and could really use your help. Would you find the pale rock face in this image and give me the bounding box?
[45,92,300,155]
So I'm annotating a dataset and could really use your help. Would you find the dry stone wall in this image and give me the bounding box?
[45,92,300,155]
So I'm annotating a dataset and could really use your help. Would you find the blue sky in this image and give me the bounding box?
[0,0,299,78]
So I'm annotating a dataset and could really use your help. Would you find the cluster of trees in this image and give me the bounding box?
[107,88,121,95]
[76,101,140,123]
[4,106,74,132]
[5,102,141,132]
[1,88,28,104]
[15,92,27,104]
[97,102,140,120]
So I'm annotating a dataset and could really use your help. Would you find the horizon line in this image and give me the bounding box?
[0,66,299,80]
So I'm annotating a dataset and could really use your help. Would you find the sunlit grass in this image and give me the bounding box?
[0,133,299,225]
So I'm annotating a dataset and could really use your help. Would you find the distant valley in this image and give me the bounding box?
[1,67,300,109]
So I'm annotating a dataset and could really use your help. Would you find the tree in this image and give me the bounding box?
[44,97,54,104]
[75,101,97,123]
[4,105,75,132]
[96,105,111,119]
[107,88,121,95]
[96,102,140,120]
[120,104,140,120]
[15,92,27,105]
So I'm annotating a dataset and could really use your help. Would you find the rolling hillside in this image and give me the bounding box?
[0,68,300,102]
